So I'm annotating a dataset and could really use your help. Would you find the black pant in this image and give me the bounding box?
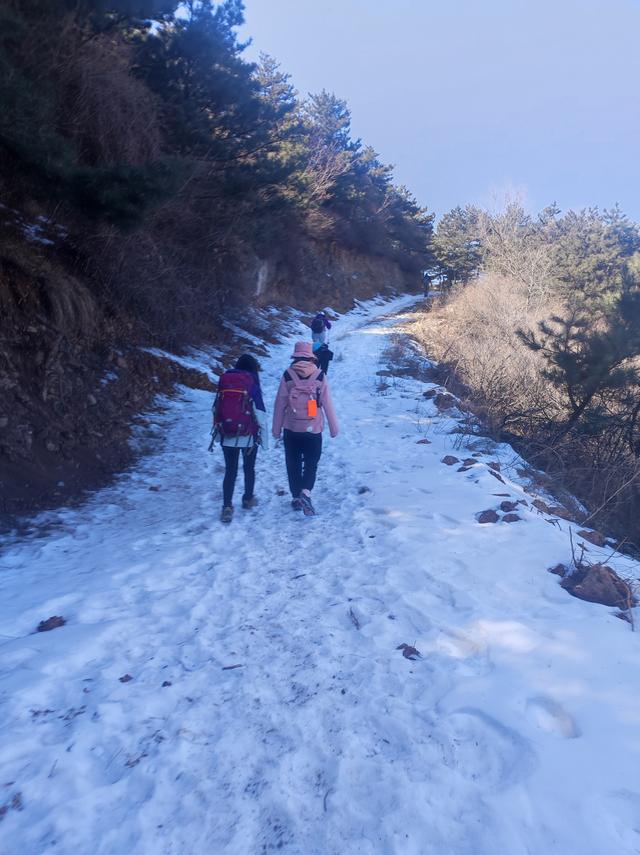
[222,445,257,507]
[283,429,322,497]
[317,350,330,374]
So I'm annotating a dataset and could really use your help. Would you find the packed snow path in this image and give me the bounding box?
[2,298,640,855]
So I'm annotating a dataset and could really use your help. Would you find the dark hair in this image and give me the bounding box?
[235,354,260,373]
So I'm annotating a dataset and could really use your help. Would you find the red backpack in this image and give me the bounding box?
[214,370,257,438]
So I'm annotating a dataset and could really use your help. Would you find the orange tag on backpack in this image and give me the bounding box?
[307,399,318,418]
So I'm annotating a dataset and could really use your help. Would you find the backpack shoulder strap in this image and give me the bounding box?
[286,367,323,386]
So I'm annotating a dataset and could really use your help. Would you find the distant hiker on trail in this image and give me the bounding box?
[210,354,268,524]
[315,342,333,375]
[310,311,334,375]
[272,341,339,516]
[310,311,331,346]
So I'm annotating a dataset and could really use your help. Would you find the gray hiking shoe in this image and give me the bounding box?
[242,496,258,510]
[220,506,233,524]
[299,493,316,516]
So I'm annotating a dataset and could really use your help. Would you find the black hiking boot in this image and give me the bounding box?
[242,496,258,510]
[291,497,302,511]
[299,493,316,516]
[220,506,233,524]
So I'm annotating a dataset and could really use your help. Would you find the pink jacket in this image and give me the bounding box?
[272,361,339,438]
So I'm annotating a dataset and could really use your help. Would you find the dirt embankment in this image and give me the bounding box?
[0,223,419,522]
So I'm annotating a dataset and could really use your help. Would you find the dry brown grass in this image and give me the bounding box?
[402,274,640,552]
[406,274,565,437]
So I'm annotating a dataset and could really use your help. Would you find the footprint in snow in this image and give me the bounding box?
[438,707,535,790]
[525,695,580,738]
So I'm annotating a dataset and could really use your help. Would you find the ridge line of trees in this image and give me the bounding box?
[1,0,434,339]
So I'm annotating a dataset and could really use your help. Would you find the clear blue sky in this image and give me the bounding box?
[240,0,640,220]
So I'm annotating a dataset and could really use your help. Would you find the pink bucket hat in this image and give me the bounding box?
[290,340,315,360]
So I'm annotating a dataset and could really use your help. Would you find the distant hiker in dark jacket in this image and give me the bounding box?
[311,311,333,374]
[212,354,268,524]
[310,311,331,347]
[316,343,333,375]
[272,341,339,516]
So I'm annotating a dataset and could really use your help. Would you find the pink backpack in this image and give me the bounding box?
[286,369,324,432]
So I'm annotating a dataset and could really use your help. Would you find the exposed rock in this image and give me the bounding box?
[561,564,634,609]
[548,563,568,577]
[37,615,66,632]
[551,506,574,521]
[416,438,431,444]
[422,389,437,399]
[358,486,371,494]
[119,674,133,683]
[462,458,477,466]
[488,470,505,484]
[434,393,457,411]
[577,529,606,548]
[500,501,519,512]
[532,498,573,520]
[478,509,499,524]
[533,498,552,514]
[442,455,460,466]
[502,513,521,523]
[488,461,501,472]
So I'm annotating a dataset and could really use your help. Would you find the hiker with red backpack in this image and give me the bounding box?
[210,354,268,524]
[272,341,339,516]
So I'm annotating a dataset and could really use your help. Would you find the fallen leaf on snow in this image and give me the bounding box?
[397,643,421,660]
[37,616,66,632]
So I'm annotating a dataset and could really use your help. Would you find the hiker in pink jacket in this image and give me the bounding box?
[272,340,339,516]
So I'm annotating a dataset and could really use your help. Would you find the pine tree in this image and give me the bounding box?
[519,292,640,443]
[431,205,483,287]
[303,90,356,151]
[550,207,640,306]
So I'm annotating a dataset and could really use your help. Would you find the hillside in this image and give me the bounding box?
[0,0,431,517]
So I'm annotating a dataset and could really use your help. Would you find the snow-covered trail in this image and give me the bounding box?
[2,297,640,855]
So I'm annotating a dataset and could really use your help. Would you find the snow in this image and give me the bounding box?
[0,202,65,246]
[22,223,55,246]
[141,346,224,382]
[1,295,640,854]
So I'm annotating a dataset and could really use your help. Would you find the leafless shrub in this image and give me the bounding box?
[407,273,563,436]
[58,37,162,167]
[477,200,556,307]
[405,274,640,551]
